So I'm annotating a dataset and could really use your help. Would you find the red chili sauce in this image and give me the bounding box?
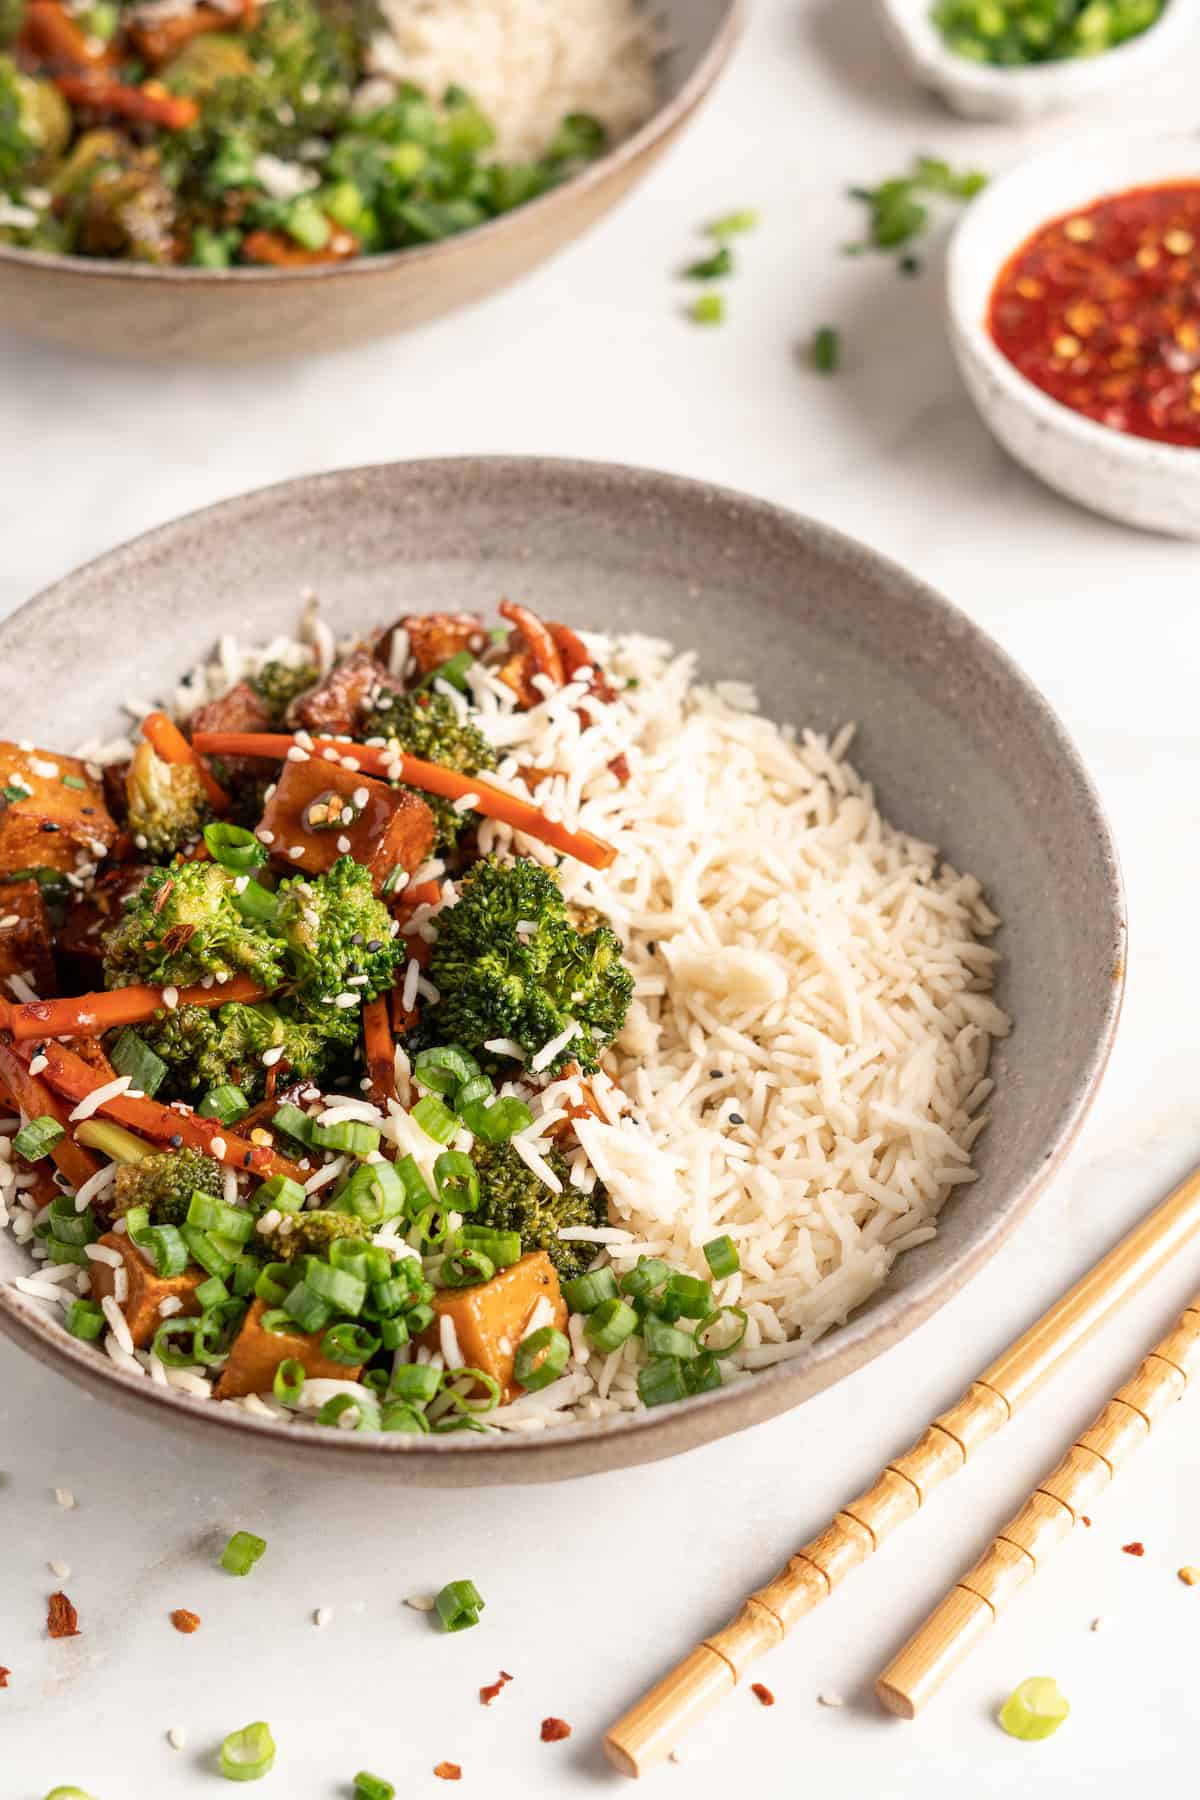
[989,182,1200,448]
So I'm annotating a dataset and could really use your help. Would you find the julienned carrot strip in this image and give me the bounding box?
[0,1043,101,1190]
[20,0,111,68]
[18,1039,305,1183]
[53,75,200,130]
[190,733,618,871]
[141,711,229,812]
[8,975,268,1043]
[499,600,565,687]
[362,996,396,1108]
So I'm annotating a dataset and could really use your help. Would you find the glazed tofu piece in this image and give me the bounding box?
[257,758,434,894]
[0,743,117,878]
[286,651,393,738]
[214,1297,361,1399]
[422,1252,566,1403]
[381,612,489,678]
[188,682,274,780]
[56,865,150,970]
[0,877,56,997]
[87,1232,205,1349]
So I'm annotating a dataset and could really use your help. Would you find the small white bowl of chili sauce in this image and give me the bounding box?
[947,129,1200,537]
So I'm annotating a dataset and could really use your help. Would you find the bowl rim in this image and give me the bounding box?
[0,456,1128,1472]
[0,0,745,287]
[875,0,1186,101]
[946,123,1200,468]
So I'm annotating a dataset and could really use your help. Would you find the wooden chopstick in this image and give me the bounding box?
[876,1293,1200,1717]
[603,1162,1200,1778]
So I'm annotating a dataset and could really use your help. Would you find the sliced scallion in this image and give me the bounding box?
[272,1357,306,1405]
[702,1235,740,1280]
[187,1192,255,1244]
[109,1027,169,1098]
[255,1173,306,1214]
[310,1118,381,1157]
[321,1321,380,1365]
[440,1247,495,1288]
[638,1356,689,1408]
[12,1115,64,1162]
[218,1720,276,1781]
[204,821,268,873]
[411,1094,458,1144]
[513,1325,570,1391]
[64,1299,105,1341]
[435,1578,485,1632]
[561,1267,619,1314]
[198,1084,250,1126]
[220,1531,267,1577]
[584,1296,638,1353]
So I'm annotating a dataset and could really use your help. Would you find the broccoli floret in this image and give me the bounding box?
[103,861,288,992]
[0,55,68,189]
[470,1140,606,1283]
[109,1146,224,1227]
[256,1208,369,1263]
[275,855,403,1004]
[140,999,351,1103]
[360,689,496,854]
[250,659,318,721]
[124,741,210,859]
[424,857,633,1075]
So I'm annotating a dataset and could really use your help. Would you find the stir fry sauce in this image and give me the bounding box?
[989,182,1200,448]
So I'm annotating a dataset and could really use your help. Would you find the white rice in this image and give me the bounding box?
[366,0,659,161]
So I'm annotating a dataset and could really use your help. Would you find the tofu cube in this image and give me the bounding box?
[0,743,117,879]
[0,877,56,997]
[422,1252,566,1403]
[87,1232,205,1349]
[214,1296,360,1399]
[257,758,434,894]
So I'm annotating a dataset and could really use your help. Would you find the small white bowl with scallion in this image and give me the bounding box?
[872,0,1193,121]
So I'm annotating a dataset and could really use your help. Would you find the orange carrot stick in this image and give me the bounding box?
[8,975,268,1044]
[17,1039,306,1183]
[499,600,565,687]
[0,1044,101,1190]
[54,75,200,130]
[241,226,359,268]
[362,996,396,1108]
[19,0,111,68]
[141,711,229,812]
[190,733,618,871]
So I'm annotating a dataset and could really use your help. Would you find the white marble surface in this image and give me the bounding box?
[4,3,1200,1793]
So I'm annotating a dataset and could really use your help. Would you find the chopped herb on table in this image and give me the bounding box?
[811,326,840,374]
[931,0,1165,65]
[690,292,726,326]
[998,1676,1070,1740]
[846,156,987,267]
[219,1720,276,1782]
[679,207,757,321]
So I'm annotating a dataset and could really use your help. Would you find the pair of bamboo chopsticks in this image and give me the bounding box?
[604,1162,1200,1776]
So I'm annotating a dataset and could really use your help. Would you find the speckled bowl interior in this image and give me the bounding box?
[0,459,1125,1482]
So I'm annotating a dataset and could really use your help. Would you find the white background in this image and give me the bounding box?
[4,2,1200,1793]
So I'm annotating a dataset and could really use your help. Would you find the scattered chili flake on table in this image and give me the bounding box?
[1081,1515,1091,1527]
[47,1592,80,1638]
[170,1609,201,1634]
[751,1682,776,1707]
[433,1763,462,1782]
[479,1671,514,1706]
[540,1717,572,1743]
[0,1667,9,1687]
[1122,1541,1145,1557]
[990,183,1200,447]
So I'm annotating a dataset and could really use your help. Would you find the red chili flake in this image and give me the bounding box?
[750,1682,775,1707]
[170,1609,201,1634]
[1122,1541,1145,1557]
[479,1670,514,1706]
[47,1592,80,1638]
[1081,1515,1092,1527]
[540,1717,572,1743]
[0,1667,9,1688]
[433,1763,462,1782]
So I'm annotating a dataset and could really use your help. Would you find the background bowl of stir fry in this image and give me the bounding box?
[0,0,742,362]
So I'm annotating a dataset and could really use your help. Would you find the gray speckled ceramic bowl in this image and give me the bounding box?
[0,459,1125,1482]
[0,0,741,364]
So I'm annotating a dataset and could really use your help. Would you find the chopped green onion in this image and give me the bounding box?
[369,1272,412,1316]
[638,1356,690,1408]
[230,1257,259,1299]
[378,1316,411,1351]
[44,1789,97,1799]
[304,1259,367,1315]
[49,1195,96,1247]
[454,1074,492,1111]
[421,650,475,693]
[396,1153,435,1217]
[435,1578,485,1632]
[389,1363,441,1404]
[665,1272,712,1319]
[232,879,278,925]
[411,1094,458,1144]
[410,1203,451,1252]
[440,1247,495,1288]
[132,1223,189,1279]
[45,1240,90,1266]
[702,1235,740,1280]
[256,1173,306,1214]
[620,1257,670,1299]
[310,1118,381,1156]
[180,1224,235,1279]
[152,1317,201,1366]
[405,1301,435,1334]
[259,1308,295,1336]
[109,1027,168,1098]
[689,293,725,326]
[584,1296,638,1352]
[321,1322,380,1365]
[219,1720,276,1781]
[380,864,406,896]
[999,1677,1070,1741]
[340,1159,406,1224]
[64,1299,105,1341]
[455,1225,521,1269]
[439,1367,502,1416]
[643,1316,700,1360]
[272,1357,306,1405]
[434,1150,479,1213]
[75,1118,151,1164]
[361,1366,390,1395]
[708,208,759,238]
[187,1192,255,1244]
[562,1267,619,1314]
[329,1239,391,1282]
[811,325,839,374]
[195,1300,247,1362]
[414,1044,481,1096]
[204,821,267,873]
[194,1274,230,1310]
[513,1325,570,1391]
[316,1393,378,1431]
[695,1305,748,1357]
[685,1351,723,1395]
[271,1102,314,1146]
[684,245,733,280]
[13,1115,64,1162]
[281,1279,333,1335]
[458,1095,533,1143]
[354,1772,396,1800]
[380,1401,430,1433]
[221,1531,267,1577]
[199,1084,250,1126]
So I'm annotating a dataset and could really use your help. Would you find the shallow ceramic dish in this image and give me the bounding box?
[0,458,1125,1482]
[0,0,741,365]
[873,0,1190,121]
[948,128,1200,537]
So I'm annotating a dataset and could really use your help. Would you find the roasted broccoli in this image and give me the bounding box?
[424,857,633,1075]
[109,1146,224,1227]
[102,861,287,992]
[255,1208,369,1263]
[275,855,403,1003]
[140,999,351,1103]
[124,741,210,859]
[470,1140,607,1283]
[360,689,496,854]
[250,659,318,721]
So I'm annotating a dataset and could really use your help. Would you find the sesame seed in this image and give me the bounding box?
[336,835,351,854]
[313,1606,334,1627]
[817,1692,844,1708]
[262,1046,284,1067]
[404,1594,436,1612]
[167,1726,187,1751]
[257,828,275,845]
[48,1559,71,1579]
[53,1487,76,1509]
[334,992,360,1009]
[289,846,306,861]
[353,787,369,809]
[162,986,179,1010]
[210,1137,227,1159]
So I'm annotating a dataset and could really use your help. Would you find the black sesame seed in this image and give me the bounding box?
[646,940,657,955]
[40,821,60,833]
[81,806,95,815]
[728,1113,745,1126]
[710,1070,724,1079]
[169,1133,184,1148]
[243,1151,253,1167]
